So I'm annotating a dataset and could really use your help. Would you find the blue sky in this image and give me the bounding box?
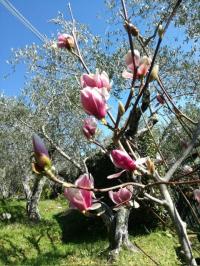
[0,1,195,98]
[0,0,109,96]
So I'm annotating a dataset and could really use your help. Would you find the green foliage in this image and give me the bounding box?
[160,104,200,161]
[138,132,158,158]
[0,199,189,265]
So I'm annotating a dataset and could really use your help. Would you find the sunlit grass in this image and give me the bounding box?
[0,199,199,265]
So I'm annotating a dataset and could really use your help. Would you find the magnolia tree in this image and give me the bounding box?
[28,0,200,265]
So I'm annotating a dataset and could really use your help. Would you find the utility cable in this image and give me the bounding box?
[0,0,47,43]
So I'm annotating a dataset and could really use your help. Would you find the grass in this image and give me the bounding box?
[0,199,199,265]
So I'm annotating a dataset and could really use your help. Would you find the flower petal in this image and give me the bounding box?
[125,50,140,67]
[122,70,134,79]
[111,149,136,171]
[80,87,107,119]
[109,190,121,205]
[107,170,126,179]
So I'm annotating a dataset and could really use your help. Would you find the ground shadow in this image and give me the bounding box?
[0,221,69,265]
[0,235,72,266]
[129,201,162,236]
[54,201,160,245]
[54,210,107,244]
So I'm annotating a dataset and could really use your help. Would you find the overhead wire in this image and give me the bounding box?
[0,0,47,43]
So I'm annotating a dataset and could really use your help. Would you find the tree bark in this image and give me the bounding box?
[24,176,46,222]
[22,176,32,199]
[101,206,138,261]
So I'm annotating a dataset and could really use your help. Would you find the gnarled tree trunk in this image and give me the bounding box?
[101,206,138,261]
[22,175,46,221]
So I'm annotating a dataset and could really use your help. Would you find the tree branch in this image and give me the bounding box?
[41,125,82,171]
[162,120,200,181]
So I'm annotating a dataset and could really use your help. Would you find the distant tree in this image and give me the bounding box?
[1,0,200,264]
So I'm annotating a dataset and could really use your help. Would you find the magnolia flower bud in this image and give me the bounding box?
[82,117,97,139]
[57,34,75,50]
[158,24,164,38]
[149,65,159,82]
[146,158,155,174]
[32,134,52,174]
[111,149,136,171]
[118,101,125,116]
[80,87,107,120]
[124,22,139,37]
[151,113,158,123]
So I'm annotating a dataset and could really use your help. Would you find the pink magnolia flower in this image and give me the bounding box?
[32,134,51,172]
[80,87,107,120]
[57,34,75,49]
[111,149,136,171]
[81,70,111,91]
[109,185,133,206]
[193,189,200,204]
[82,117,97,139]
[107,149,147,179]
[64,174,94,212]
[122,50,151,79]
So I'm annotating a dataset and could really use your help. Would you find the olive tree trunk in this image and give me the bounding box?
[101,206,138,261]
[22,175,46,221]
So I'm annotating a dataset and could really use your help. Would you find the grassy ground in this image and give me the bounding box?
[0,199,199,266]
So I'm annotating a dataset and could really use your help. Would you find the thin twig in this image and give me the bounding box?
[157,78,197,125]
[45,167,200,193]
[134,241,160,266]
[42,125,82,171]
[91,140,108,153]
[144,192,166,205]
[68,2,90,74]
[162,120,200,181]
[121,0,138,112]
[140,107,168,168]
[176,187,200,226]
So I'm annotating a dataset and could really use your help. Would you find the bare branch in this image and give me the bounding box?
[162,120,200,181]
[41,125,82,171]
[143,192,166,205]
[68,3,90,74]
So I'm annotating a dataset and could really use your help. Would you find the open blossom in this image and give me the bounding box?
[32,134,51,173]
[82,117,97,139]
[111,149,136,171]
[80,87,107,120]
[122,50,151,79]
[57,34,75,49]
[109,185,133,206]
[81,70,111,91]
[64,174,94,212]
